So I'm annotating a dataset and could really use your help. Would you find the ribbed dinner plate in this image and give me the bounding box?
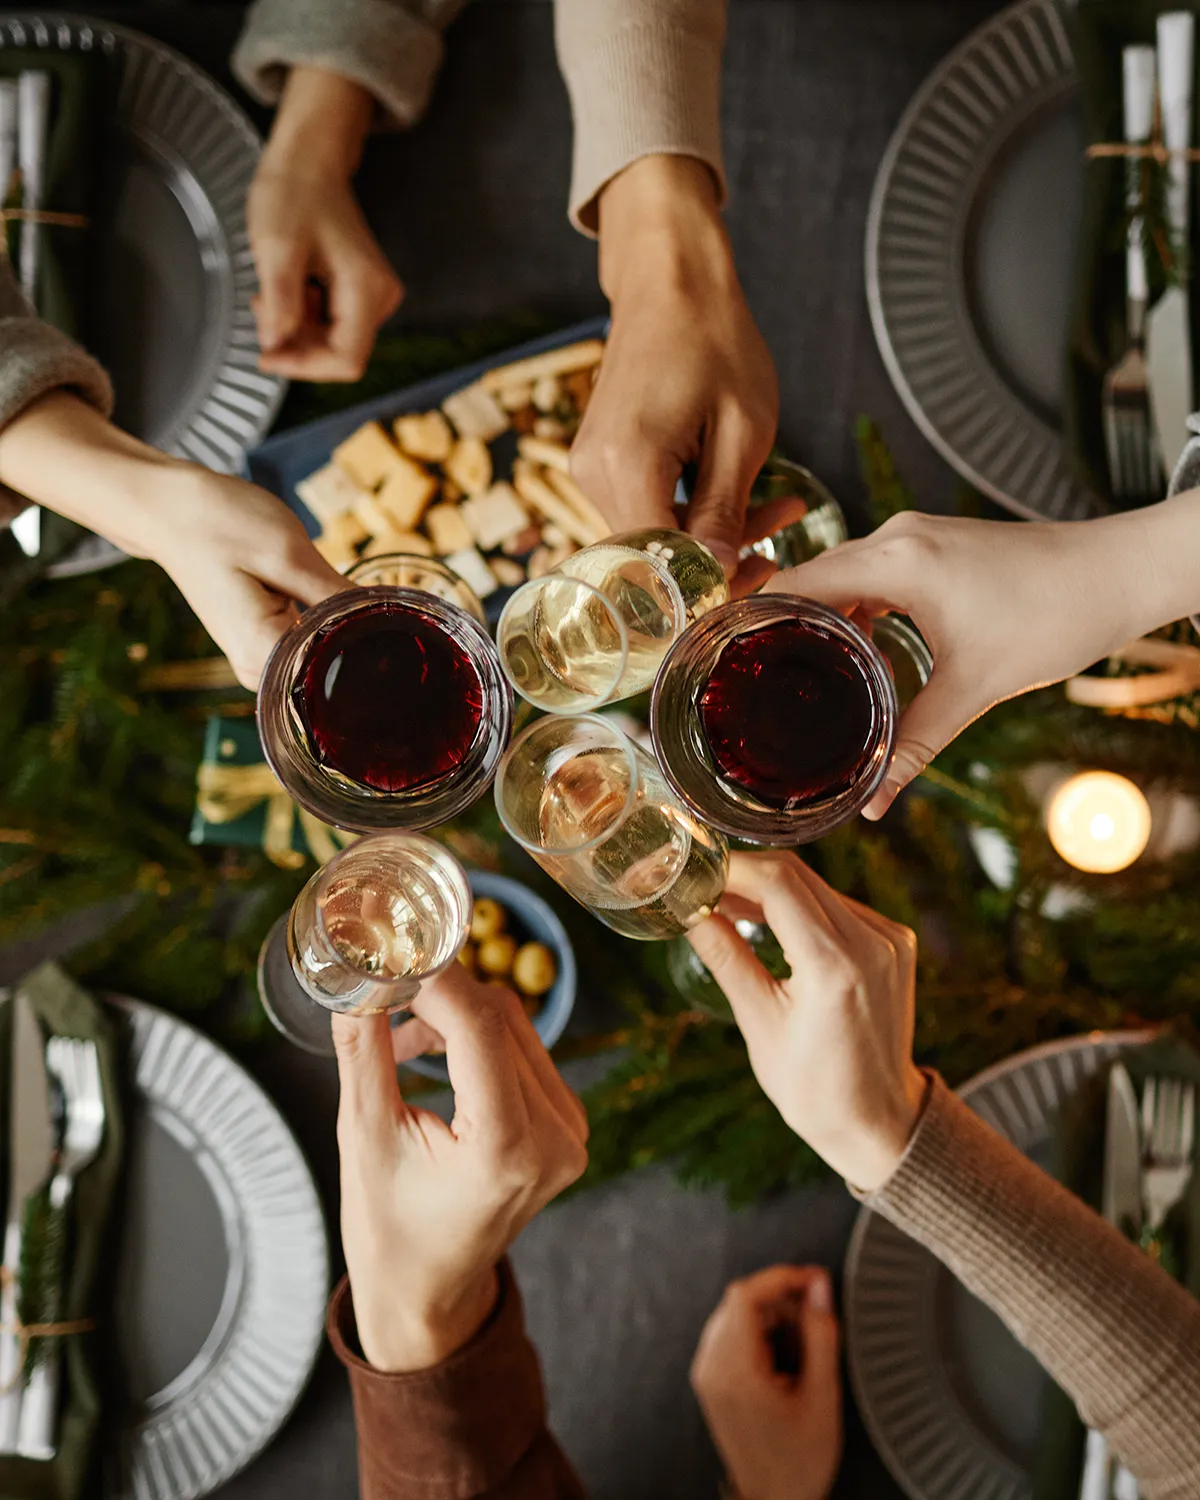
[0,14,284,575]
[866,0,1099,521]
[106,1000,328,1500]
[845,1030,1155,1500]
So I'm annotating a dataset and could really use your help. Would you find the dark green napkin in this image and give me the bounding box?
[1032,1029,1200,1498]
[0,52,100,342]
[1065,2,1200,506]
[0,964,125,1500]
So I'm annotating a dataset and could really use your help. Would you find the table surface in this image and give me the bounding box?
[1,1,1019,1495]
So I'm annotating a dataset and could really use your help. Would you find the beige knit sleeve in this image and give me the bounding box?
[0,258,112,435]
[233,0,469,130]
[554,0,727,235]
[869,1074,1200,1500]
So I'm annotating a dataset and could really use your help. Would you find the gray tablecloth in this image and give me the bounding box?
[2,2,1012,1496]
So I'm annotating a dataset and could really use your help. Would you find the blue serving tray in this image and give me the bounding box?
[245,316,608,562]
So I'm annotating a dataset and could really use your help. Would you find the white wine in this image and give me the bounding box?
[288,838,471,1013]
[536,744,727,939]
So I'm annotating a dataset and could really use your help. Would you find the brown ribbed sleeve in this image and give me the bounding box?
[869,1074,1200,1500]
[554,0,727,235]
[328,1261,586,1500]
[0,259,112,434]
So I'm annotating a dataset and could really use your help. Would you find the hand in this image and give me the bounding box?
[0,392,344,688]
[334,966,588,1372]
[767,499,1200,818]
[149,469,347,688]
[572,155,778,581]
[689,852,926,1191]
[691,1265,842,1500]
[249,68,402,380]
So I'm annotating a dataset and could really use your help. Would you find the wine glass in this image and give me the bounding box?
[258,586,512,834]
[285,833,472,1018]
[650,595,898,845]
[496,528,728,713]
[493,713,728,939]
[347,551,487,624]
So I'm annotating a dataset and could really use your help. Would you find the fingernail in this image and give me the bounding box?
[808,1271,833,1313]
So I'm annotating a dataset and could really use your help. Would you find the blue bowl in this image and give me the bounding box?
[399,870,577,1081]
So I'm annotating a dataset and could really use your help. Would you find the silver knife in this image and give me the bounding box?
[0,993,56,1452]
[1078,1063,1143,1500]
[1146,12,1195,477]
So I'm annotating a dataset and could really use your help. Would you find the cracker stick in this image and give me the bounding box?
[512,465,602,546]
[516,435,571,473]
[480,339,604,394]
[541,467,612,540]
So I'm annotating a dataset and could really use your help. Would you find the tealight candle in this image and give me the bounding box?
[1044,771,1152,874]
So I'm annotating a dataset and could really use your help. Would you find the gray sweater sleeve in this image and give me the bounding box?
[0,256,112,433]
[232,0,469,130]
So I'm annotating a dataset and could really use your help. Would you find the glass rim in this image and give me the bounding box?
[649,594,898,845]
[346,551,487,625]
[258,584,512,833]
[493,711,641,857]
[309,831,473,987]
[497,575,631,714]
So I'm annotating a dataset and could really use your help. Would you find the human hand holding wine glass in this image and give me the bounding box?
[333,967,588,1373]
[688,852,926,1191]
[766,496,1200,819]
[691,1265,843,1500]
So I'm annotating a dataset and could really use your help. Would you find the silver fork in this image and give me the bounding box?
[1141,1076,1196,1234]
[15,1039,105,1461]
[1104,46,1163,506]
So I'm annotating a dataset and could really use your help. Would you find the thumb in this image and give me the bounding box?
[332,1012,406,1143]
[686,418,765,578]
[796,1270,842,1420]
[687,914,779,1047]
[862,668,973,820]
[253,235,308,353]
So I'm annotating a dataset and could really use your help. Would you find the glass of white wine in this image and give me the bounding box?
[496,528,729,713]
[285,832,472,1016]
[493,713,728,940]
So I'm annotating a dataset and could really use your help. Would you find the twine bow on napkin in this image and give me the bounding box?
[1066,635,1200,709]
[194,762,354,869]
[0,1268,93,1395]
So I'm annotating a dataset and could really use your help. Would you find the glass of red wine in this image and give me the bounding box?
[649,595,898,844]
[258,586,512,833]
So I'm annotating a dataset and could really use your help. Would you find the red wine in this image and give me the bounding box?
[294,602,484,793]
[699,619,878,808]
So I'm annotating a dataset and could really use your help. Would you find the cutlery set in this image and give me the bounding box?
[0,993,104,1461]
[1078,1062,1196,1500]
[1104,13,1195,505]
[0,69,51,560]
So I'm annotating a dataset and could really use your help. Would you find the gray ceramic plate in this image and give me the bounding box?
[0,14,285,576]
[105,999,328,1500]
[845,1029,1156,1500]
[866,0,1100,522]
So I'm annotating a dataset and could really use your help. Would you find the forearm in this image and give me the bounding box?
[259,67,373,184]
[870,1076,1200,1498]
[0,391,186,560]
[1122,485,1200,634]
[330,1265,587,1500]
[554,0,727,234]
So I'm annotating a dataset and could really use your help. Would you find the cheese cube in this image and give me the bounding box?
[376,456,438,530]
[460,482,529,550]
[442,383,509,442]
[444,437,493,496]
[444,547,499,598]
[314,511,368,571]
[332,421,402,491]
[295,463,365,525]
[490,557,526,587]
[425,503,474,555]
[393,410,454,464]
